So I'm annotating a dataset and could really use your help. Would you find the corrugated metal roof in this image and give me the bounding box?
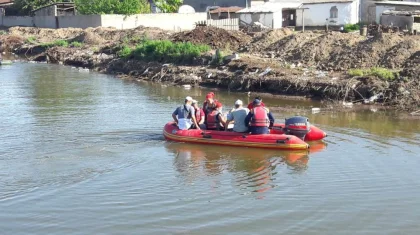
[0,0,13,5]
[375,1,420,6]
[382,10,420,15]
[301,0,355,4]
[237,2,302,13]
[209,7,244,14]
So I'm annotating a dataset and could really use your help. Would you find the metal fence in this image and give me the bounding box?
[196,18,239,31]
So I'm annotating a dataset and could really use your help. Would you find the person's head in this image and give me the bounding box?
[253,99,262,107]
[234,99,243,109]
[255,96,262,102]
[185,96,193,105]
[205,92,215,103]
[192,99,199,109]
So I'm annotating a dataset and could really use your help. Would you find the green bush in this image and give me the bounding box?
[348,69,364,77]
[211,49,224,65]
[25,36,37,44]
[117,45,132,58]
[0,30,6,35]
[370,67,395,80]
[41,40,69,48]
[70,41,83,47]
[348,67,396,80]
[129,39,210,63]
[343,23,360,33]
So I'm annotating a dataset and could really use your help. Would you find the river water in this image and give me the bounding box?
[1,62,420,235]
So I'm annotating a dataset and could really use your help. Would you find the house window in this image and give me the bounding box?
[414,17,420,23]
[330,6,338,18]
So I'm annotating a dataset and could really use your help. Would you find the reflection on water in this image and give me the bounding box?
[168,141,327,195]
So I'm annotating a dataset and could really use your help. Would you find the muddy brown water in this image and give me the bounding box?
[1,62,420,234]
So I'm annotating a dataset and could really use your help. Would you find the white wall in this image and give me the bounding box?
[375,5,395,23]
[0,13,206,31]
[1,16,33,27]
[296,2,358,26]
[33,16,56,28]
[239,12,274,28]
[58,15,102,28]
[273,11,283,29]
[101,13,207,30]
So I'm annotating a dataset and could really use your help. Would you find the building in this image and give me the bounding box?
[0,0,13,16]
[208,6,243,19]
[32,2,75,16]
[380,10,420,30]
[183,0,252,12]
[296,0,360,27]
[375,1,420,23]
[236,2,303,28]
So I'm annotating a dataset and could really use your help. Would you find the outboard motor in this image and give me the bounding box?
[284,116,311,140]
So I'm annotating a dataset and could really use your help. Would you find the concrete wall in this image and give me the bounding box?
[57,15,102,28]
[183,0,251,12]
[0,16,33,27]
[238,12,275,28]
[360,0,376,23]
[0,13,207,31]
[33,16,56,28]
[100,13,207,30]
[380,14,413,28]
[296,2,358,27]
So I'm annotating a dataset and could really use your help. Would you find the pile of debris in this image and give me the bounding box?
[172,26,251,50]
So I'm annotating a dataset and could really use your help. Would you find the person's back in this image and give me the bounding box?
[227,107,249,133]
[245,99,274,134]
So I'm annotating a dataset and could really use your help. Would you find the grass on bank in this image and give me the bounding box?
[117,39,210,63]
[25,36,37,44]
[39,40,84,48]
[348,67,397,80]
[343,23,360,33]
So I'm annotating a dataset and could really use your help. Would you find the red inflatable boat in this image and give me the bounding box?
[164,122,310,150]
[164,116,326,150]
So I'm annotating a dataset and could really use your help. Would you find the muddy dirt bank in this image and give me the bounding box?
[0,26,419,112]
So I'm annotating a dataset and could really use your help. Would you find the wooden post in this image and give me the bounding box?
[302,9,305,32]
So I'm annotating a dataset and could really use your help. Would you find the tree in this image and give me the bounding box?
[153,0,183,13]
[75,0,150,15]
[11,0,61,15]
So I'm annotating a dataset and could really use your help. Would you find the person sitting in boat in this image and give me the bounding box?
[191,99,205,129]
[172,96,200,130]
[225,99,249,133]
[245,99,274,134]
[206,102,226,130]
[247,96,266,110]
[203,92,222,115]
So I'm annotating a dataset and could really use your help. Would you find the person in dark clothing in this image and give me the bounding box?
[245,99,274,134]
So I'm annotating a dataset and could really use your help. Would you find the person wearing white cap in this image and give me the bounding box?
[172,96,200,130]
[225,99,249,133]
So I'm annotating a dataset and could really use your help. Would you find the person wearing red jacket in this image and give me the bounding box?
[247,96,265,110]
[192,99,205,129]
[206,102,226,130]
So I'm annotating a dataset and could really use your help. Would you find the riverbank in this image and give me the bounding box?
[1,26,419,112]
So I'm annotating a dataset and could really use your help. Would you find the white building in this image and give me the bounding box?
[237,0,360,29]
[296,0,360,27]
[375,1,420,23]
[236,2,303,28]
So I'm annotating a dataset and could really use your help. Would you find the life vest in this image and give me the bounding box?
[206,110,220,129]
[250,107,269,127]
[195,108,203,123]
